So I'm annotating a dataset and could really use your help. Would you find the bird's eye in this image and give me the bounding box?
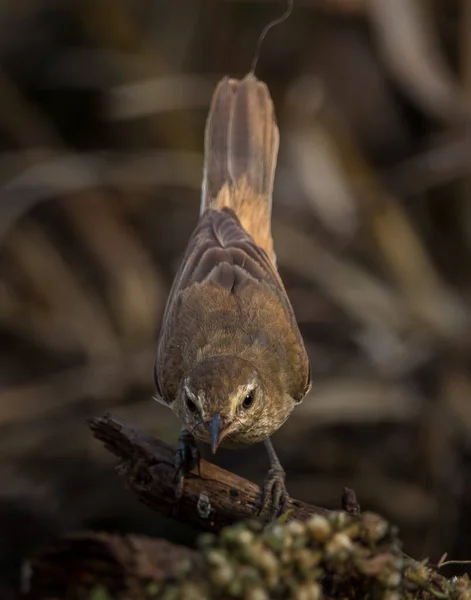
[185,392,198,413]
[242,389,255,409]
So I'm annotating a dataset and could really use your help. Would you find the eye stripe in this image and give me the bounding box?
[239,380,257,394]
[184,384,198,413]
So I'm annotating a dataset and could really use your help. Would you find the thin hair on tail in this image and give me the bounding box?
[201,75,279,263]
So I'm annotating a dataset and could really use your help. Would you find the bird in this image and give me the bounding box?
[154,74,311,517]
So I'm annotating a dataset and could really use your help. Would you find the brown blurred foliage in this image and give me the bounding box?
[1,0,471,597]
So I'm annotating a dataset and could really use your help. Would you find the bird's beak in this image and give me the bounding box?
[209,414,223,454]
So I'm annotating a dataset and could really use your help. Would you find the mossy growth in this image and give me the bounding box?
[91,511,471,600]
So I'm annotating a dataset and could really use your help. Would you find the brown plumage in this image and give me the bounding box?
[154,75,311,516]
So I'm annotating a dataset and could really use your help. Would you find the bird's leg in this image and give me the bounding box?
[259,438,290,519]
[174,426,201,500]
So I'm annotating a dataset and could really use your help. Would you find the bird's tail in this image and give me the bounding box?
[201,75,279,263]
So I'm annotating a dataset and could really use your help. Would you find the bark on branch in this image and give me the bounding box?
[88,414,333,533]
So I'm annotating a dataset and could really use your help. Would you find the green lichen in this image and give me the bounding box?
[154,511,471,600]
[86,512,471,600]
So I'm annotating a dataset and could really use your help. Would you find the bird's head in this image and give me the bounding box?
[176,355,286,451]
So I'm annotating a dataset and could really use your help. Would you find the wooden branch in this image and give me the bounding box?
[88,415,331,532]
[23,531,196,600]
[22,486,471,600]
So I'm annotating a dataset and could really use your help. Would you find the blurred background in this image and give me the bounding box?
[1,0,471,596]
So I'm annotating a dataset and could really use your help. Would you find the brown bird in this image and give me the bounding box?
[154,74,311,517]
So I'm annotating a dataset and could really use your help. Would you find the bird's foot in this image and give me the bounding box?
[259,466,290,520]
[174,428,200,502]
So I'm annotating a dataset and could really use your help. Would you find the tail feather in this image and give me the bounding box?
[201,75,279,262]
[201,77,237,207]
[228,76,279,196]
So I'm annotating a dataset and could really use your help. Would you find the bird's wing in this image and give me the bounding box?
[155,208,310,404]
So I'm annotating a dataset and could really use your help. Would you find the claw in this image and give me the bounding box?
[258,466,290,520]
